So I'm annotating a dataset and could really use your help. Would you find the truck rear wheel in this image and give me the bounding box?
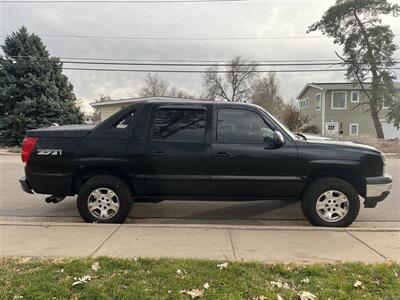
[77,175,133,223]
[301,177,360,227]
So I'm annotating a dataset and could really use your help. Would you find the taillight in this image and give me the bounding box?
[21,137,38,163]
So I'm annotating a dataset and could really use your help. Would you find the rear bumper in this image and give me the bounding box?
[364,174,392,208]
[19,176,33,194]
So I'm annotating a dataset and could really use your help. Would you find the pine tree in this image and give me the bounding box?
[0,26,83,146]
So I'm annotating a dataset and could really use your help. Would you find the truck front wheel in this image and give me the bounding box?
[77,175,133,223]
[301,177,360,227]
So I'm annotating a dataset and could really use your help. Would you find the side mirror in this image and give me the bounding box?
[273,131,285,147]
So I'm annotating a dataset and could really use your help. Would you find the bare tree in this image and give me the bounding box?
[281,100,311,132]
[138,73,169,97]
[203,56,257,102]
[251,72,285,117]
[168,86,197,99]
[138,73,197,99]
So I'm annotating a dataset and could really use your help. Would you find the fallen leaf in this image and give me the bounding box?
[251,296,266,300]
[277,295,284,300]
[180,289,204,299]
[301,277,310,284]
[176,269,184,276]
[353,280,364,289]
[270,280,290,289]
[394,271,399,277]
[72,275,91,287]
[203,282,210,289]
[91,262,100,272]
[217,262,228,270]
[298,291,317,300]
[20,257,31,263]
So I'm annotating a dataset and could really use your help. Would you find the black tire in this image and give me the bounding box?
[77,175,133,223]
[301,177,360,227]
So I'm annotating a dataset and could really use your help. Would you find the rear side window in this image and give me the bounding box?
[152,108,206,142]
[114,110,136,129]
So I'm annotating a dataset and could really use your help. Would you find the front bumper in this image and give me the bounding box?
[364,174,392,208]
[19,176,33,194]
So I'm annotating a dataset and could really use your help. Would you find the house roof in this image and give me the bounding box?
[297,82,400,99]
[91,96,213,107]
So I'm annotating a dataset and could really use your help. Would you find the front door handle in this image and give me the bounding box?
[215,151,230,157]
[152,150,168,156]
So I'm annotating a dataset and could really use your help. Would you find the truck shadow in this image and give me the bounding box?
[129,200,306,225]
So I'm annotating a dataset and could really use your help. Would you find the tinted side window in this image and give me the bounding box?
[152,108,206,142]
[217,108,274,143]
[114,110,136,129]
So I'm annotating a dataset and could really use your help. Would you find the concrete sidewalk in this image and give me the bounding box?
[1,221,399,263]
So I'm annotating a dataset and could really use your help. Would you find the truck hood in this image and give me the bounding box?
[302,134,380,153]
[26,124,96,138]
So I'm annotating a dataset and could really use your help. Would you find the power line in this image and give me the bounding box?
[0,34,332,40]
[55,60,400,67]
[7,55,400,64]
[0,0,331,3]
[62,67,400,73]
[0,0,247,3]
[1,33,399,41]
[4,55,349,63]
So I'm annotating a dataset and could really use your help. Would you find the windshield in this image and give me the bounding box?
[258,107,297,141]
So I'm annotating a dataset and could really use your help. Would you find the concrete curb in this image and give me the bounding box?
[1,220,398,232]
[0,151,19,156]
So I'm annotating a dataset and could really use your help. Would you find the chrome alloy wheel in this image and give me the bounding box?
[316,190,349,222]
[87,188,120,220]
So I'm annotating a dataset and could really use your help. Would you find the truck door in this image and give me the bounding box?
[211,106,299,198]
[144,104,212,197]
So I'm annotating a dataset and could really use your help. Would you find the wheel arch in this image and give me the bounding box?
[72,167,136,196]
[301,167,366,198]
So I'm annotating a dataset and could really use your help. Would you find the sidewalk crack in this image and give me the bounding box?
[90,224,121,257]
[346,231,388,260]
[228,230,237,260]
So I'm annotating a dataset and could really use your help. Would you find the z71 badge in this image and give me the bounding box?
[37,149,62,156]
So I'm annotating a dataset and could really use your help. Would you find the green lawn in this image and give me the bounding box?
[1,257,399,300]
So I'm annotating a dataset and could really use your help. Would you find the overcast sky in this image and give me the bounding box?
[1,0,399,113]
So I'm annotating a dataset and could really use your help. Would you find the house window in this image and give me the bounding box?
[300,97,309,109]
[351,91,359,103]
[383,96,392,109]
[349,123,359,135]
[315,93,321,111]
[332,91,347,110]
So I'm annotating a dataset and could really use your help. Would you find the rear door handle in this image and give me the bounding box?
[215,151,230,157]
[152,150,168,156]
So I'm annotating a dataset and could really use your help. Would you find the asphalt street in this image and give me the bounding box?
[0,155,399,226]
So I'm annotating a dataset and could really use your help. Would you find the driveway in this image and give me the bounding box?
[1,155,399,227]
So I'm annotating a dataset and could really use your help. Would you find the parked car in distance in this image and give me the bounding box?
[19,99,392,227]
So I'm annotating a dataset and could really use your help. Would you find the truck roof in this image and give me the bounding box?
[91,96,259,109]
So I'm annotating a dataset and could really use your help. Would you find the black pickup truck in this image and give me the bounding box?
[19,99,392,227]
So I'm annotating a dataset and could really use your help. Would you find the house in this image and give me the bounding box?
[297,82,400,138]
[91,96,205,122]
